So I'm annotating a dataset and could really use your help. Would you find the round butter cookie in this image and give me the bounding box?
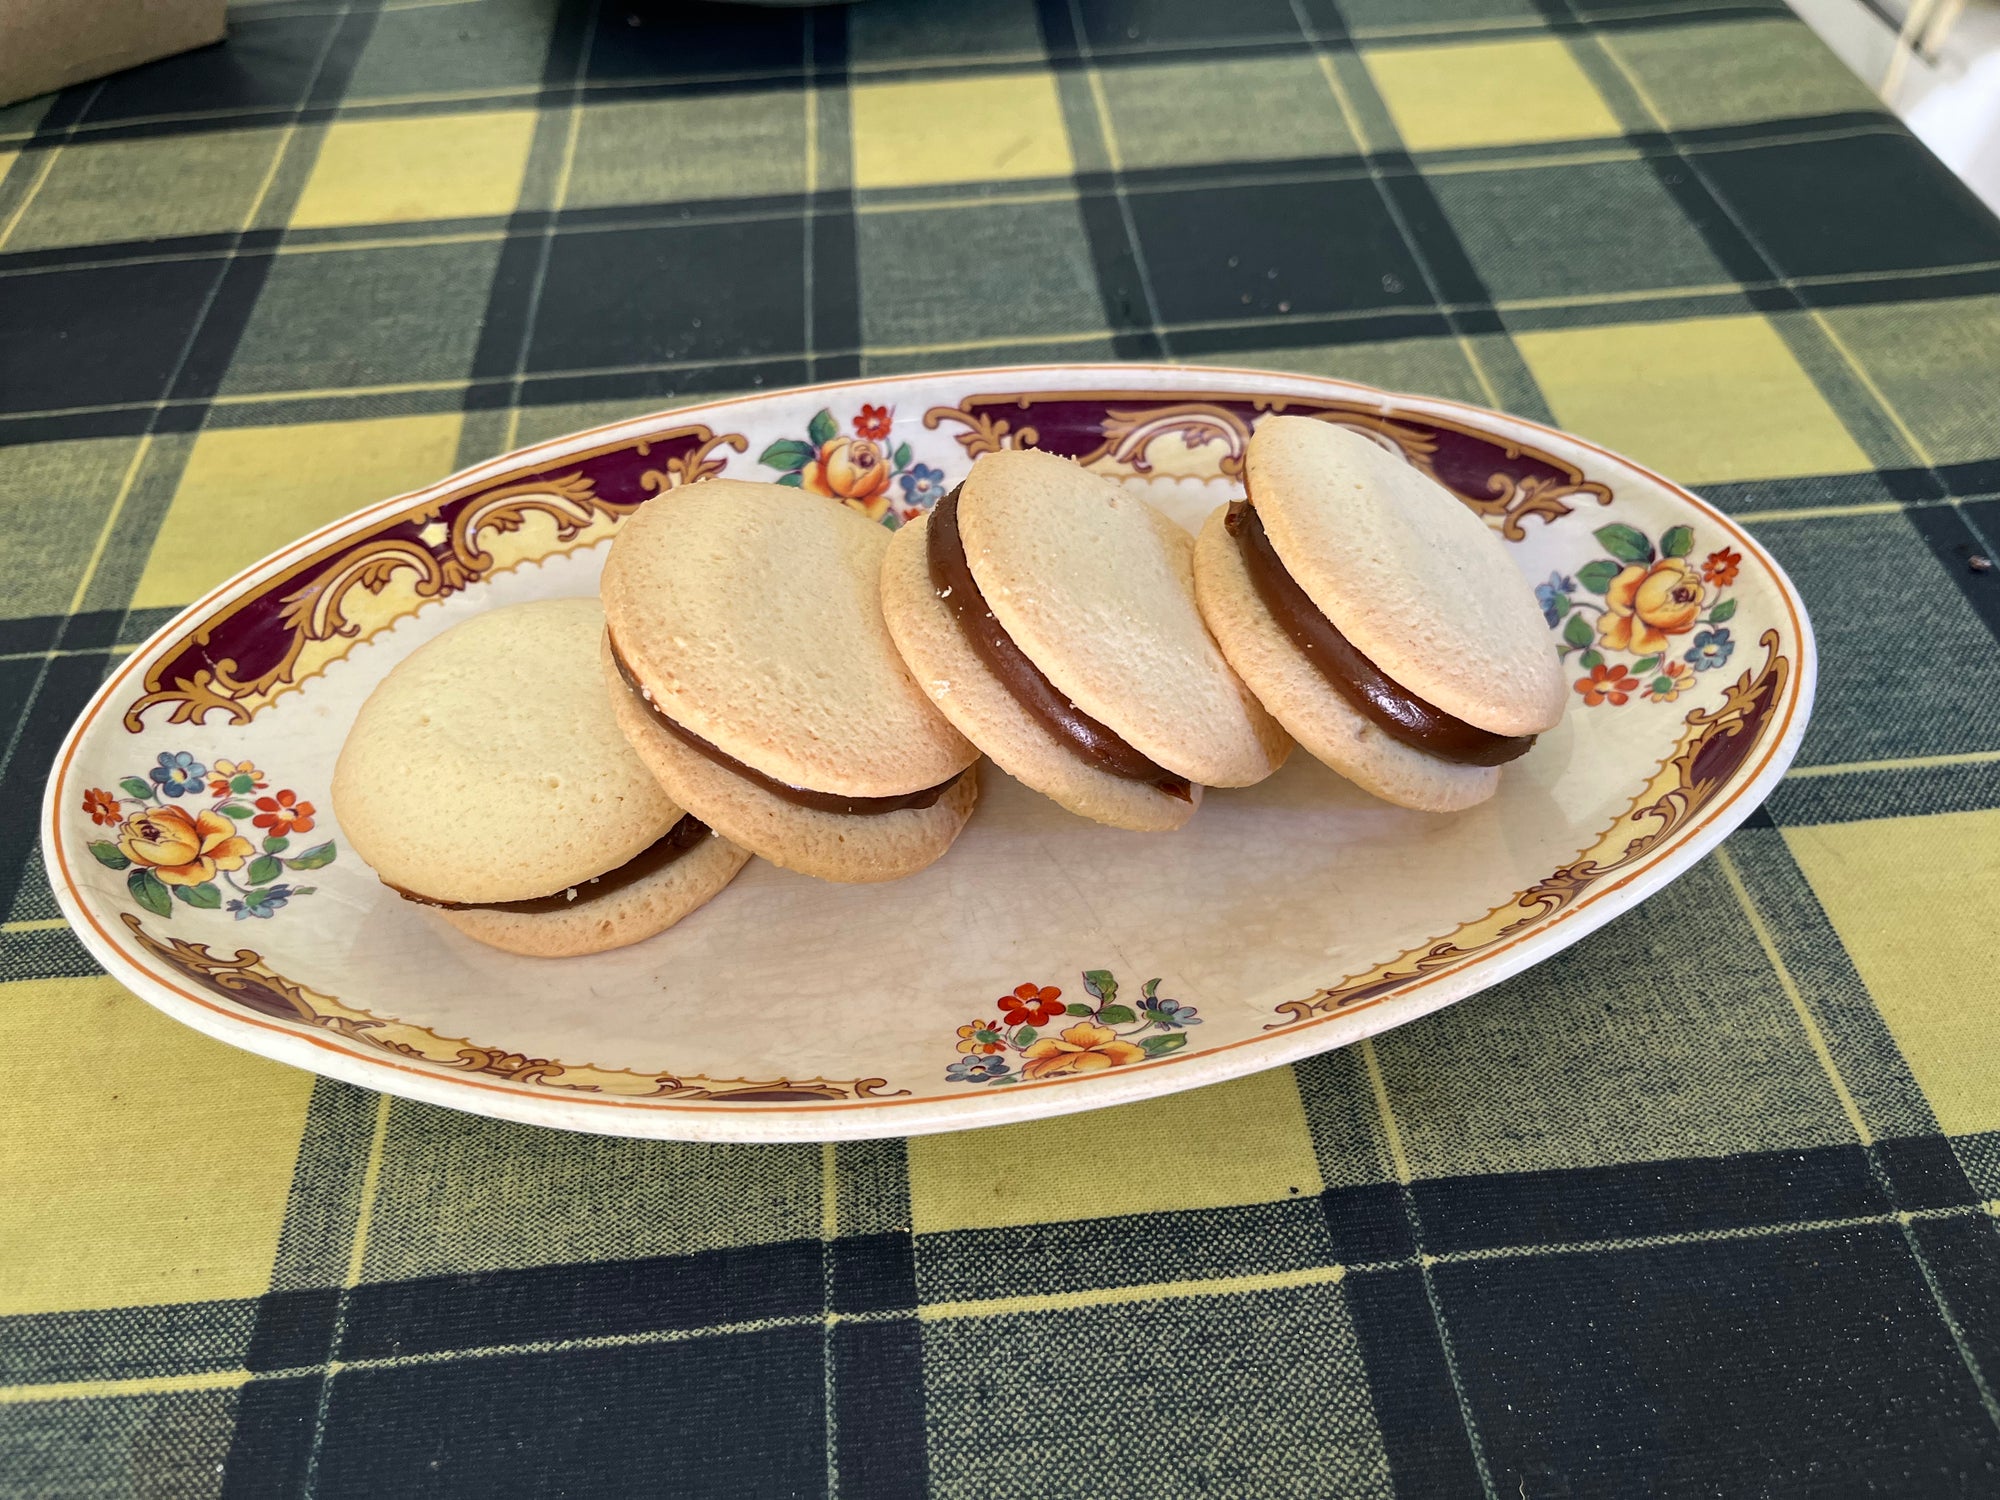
[1194,506,1498,812]
[600,480,979,882]
[954,448,1289,789]
[1244,416,1565,736]
[332,597,747,954]
[881,512,1200,833]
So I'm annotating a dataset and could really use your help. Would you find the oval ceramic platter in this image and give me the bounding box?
[43,366,1815,1141]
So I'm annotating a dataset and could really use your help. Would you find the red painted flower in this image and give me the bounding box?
[1701,548,1742,587]
[1575,663,1642,707]
[999,983,1065,1028]
[81,788,121,826]
[853,404,892,440]
[253,789,316,837]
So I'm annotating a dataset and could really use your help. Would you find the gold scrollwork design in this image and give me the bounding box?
[122,912,910,1103]
[1271,631,1790,1025]
[124,425,747,732]
[923,404,1039,459]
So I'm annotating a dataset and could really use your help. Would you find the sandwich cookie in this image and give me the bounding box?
[880,448,1288,832]
[332,598,749,957]
[600,480,981,883]
[1193,416,1566,812]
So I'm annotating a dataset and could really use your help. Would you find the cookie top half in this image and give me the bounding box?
[956,448,1285,786]
[600,479,976,799]
[1245,416,1566,736]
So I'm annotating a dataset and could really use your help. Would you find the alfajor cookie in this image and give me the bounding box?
[1193,416,1566,812]
[332,597,749,956]
[880,448,1288,833]
[600,480,981,883]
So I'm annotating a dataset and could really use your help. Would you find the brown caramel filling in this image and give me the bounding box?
[927,486,1193,802]
[1226,500,1534,767]
[608,632,966,816]
[392,813,711,913]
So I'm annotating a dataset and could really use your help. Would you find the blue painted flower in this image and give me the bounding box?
[1535,570,1579,628]
[946,1055,1011,1083]
[149,750,207,798]
[1684,627,1735,672]
[228,883,293,920]
[1143,997,1202,1029]
[899,463,947,510]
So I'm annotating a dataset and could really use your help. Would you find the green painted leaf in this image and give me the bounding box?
[1660,524,1694,559]
[1549,593,1571,619]
[881,512,903,531]
[1563,612,1594,649]
[177,881,222,909]
[807,409,838,447]
[127,867,171,918]
[892,442,912,470]
[217,803,252,819]
[1081,969,1117,1003]
[1594,523,1653,565]
[88,841,130,870]
[1631,655,1660,674]
[1653,676,1673,693]
[1140,1033,1188,1057]
[1576,560,1621,595]
[120,777,153,800]
[1581,649,1604,669]
[229,773,256,794]
[292,886,317,896]
[757,438,816,471]
[247,854,282,886]
[1097,1005,1137,1025]
[776,472,804,487]
[1141,978,1161,1000]
[1708,597,1737,623]
[1014,1026,1038,1049]
[285,841,338,870]
[262,834,289,854]
[990,1074,1020,1085]
[1064,1003,1094,1017]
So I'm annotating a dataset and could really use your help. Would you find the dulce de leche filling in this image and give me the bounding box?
[927,486,1193,802]
[1225,500,1534,767]
[392,812,711,914]
[608,631,966,816]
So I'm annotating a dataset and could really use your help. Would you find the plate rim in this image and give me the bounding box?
[41,363,1818,1141]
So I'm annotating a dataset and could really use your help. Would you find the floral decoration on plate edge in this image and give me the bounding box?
[758,404,946,528]
[948,971,1199,1085]
[81,754,337,921]
[1543,522,1741,707]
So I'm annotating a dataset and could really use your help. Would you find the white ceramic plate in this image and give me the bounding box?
[43,366,1815,1140]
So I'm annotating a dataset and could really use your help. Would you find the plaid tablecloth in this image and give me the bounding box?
[7,0,2000,1493]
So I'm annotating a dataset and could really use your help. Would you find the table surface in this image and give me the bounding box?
[6,0,2000,1494]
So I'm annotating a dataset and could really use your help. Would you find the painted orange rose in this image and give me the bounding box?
[802,436,892,519]
[1600,558,1704,654]
[1701,548,1742,587]
[1021,1022,1146,1079]
[82,788,121,826]
[117,806,255,887]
